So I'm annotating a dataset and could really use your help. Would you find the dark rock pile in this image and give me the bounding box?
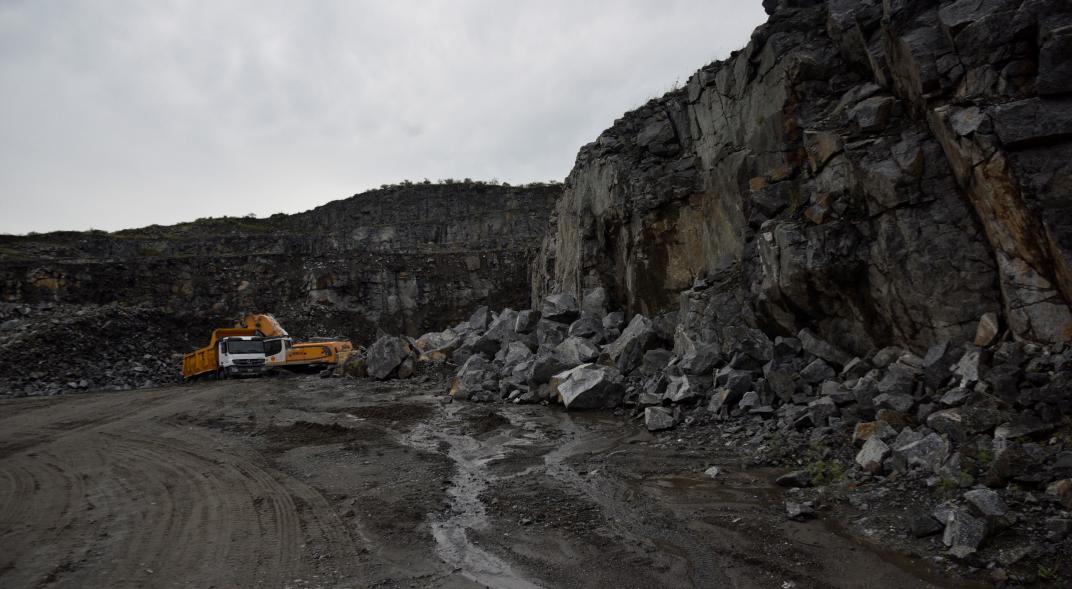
[412,288,653,408]
[0,302,206,396]
[417,289,1072,582]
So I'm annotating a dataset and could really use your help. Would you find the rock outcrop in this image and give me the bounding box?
[533,0,1072,356]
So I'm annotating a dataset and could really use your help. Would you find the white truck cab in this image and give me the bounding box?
[217,336,267,378]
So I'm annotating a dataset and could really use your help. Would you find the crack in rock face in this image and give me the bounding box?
[531,0,1072,357]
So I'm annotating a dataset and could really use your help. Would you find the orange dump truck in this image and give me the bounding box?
[182,328,267,379]
[238,314,353,368]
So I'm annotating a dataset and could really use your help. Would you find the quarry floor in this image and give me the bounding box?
[0,375,975,588]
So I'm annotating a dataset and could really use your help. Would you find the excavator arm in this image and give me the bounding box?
[236,313,352,367]
[238,314,289,338]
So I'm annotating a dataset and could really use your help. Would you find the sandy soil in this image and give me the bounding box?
[0,375,975,588]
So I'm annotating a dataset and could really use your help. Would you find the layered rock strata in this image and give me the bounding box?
[0,183,557,343]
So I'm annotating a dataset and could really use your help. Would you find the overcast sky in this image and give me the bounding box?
[0,1,766,234]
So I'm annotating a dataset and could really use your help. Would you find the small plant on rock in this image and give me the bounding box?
[805,441,845,486]
[935,475,960,499]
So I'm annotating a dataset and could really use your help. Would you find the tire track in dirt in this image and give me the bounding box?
[147,418,364,580]
[0,389,177,450]
[0,437,109,587]
[0,382,366,588]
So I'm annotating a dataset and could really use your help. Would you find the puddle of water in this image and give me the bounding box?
[402,408,546,589]
[406,404,980,589]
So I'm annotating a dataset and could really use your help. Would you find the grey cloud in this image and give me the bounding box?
[0,0,766,233]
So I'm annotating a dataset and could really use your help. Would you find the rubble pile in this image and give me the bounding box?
[0,302,207,396]
[403,289,1072,582]
[390,288,653,407]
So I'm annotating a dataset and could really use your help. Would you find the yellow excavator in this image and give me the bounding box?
[237,313,353,368]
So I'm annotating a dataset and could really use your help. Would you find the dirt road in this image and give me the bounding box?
[0,376,968,588]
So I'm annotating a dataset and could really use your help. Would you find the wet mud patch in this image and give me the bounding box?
[474,476,677,587]
[168,412,258,435]
[485,450,549,478]
[274,437,454,555]
[263,421,381,448]
[331,403,435,425]
[480,476,609,537]
[461,409,511,438]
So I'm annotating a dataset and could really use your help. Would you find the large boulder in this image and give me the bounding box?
[877,363,918,397]
[536,319,569,347]
[450,355,499,401]
[952,348,989,387]
[798,328,852,368]
[514,309,540,334]
[639,373,669,405]
[943,509,987,559]
[855,436,891,474]
[467,306,492,333]
[581,287,609,316]
[640,348,672,375]
[963,488,1009,520]
[807,396,839,426]
[415,329,458,352]
[603,311,625,332]
[601,314,657,373]
[567,312,607,343]
[541,293,580,323]
[664,374,706,403]
[553,364,625,410]
[677,338,723,375]
[800,358,835,384]
[926,406,1006,444]
[528,349,571,385]
[500,341,534,367]
[472,309,520,356]
[366,335,417,380]
[974,312,1000,347]
[922,341,962,390]
[554,336,601,366]
[645,406,676,431]
[893,433,951,474]
[852,420,896,446]
[708,387,744,414]
[764,357,803,400]
[725,328,773,370]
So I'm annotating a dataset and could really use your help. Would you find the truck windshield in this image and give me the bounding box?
[225,340,264,355]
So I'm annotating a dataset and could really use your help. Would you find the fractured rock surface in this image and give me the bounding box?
[532,0,1072,357]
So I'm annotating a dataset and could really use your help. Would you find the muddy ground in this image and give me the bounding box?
[0,375,984,588]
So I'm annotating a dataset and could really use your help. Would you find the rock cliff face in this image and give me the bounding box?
[533,0,1072,356]
[1,182,557,346]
